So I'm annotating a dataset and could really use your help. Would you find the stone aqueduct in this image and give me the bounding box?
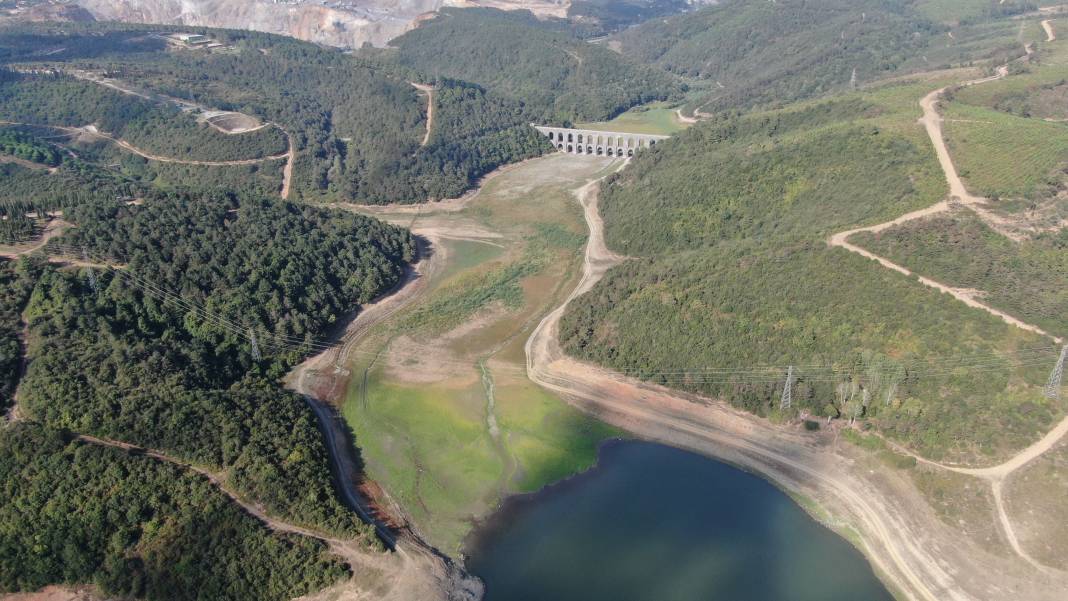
[533,126,669,157]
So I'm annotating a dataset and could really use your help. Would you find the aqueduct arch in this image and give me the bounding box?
[533,125,669,158]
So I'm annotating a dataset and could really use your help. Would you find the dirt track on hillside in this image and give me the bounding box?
[411,83,435,147]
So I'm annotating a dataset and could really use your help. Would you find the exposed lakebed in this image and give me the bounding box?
[466,440,895,601]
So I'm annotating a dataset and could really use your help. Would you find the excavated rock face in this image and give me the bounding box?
[25,3,97,22]
[73,0,570,48]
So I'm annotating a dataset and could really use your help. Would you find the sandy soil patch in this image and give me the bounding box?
[0,586,101,601]
[204,111,265,134]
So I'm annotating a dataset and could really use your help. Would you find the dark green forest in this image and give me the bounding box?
[0,189,415,594]
[0,127,62,165]
[382,8,685,123]
[0,423,348,600]
[0,24,551,203]
[12,193,410,538]
[0,258,36,412]
[613,0,1025,113]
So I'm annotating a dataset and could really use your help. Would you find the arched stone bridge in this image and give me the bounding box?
[533,125,669,157]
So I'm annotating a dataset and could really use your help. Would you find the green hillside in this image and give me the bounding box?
[853,212,1068,339]
[560,79,1061,463]
[0,25,548,204]
[383,8,685,123]
[0,423,347,600]
[614,0,1030,114]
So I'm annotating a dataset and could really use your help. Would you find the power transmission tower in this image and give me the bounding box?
[82,248,97,292]
[780,365,794,410]
[1047,345,1067,400]
[249,329,261,362]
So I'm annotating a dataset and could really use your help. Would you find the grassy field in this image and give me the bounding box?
[576,101,690,135]
[340,155,622,554]
[942,100,1068,200]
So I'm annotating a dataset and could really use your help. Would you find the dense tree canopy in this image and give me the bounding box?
[0,258,38,411]
[11,193,410,537]
[616,0,948,112]
[0,423,349,600]
[0,24,549,203]
[383,8,685,123]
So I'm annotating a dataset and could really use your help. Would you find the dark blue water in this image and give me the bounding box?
[466,440,894,601]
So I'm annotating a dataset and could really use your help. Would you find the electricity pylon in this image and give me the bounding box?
[780,365,795,410]
[249,329,261,362]
[82,247,97,292]
[1047,345,1067,400]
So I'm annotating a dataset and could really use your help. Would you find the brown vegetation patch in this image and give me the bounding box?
[910,466,1010,558]
[382,335,479,386]
[1002,438,1068,570]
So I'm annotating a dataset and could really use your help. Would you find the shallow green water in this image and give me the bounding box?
[466,440,895,601]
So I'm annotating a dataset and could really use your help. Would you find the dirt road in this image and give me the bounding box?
[0,219,70,258]
[410,83,435,147]
[829,66,1062,344]
[1042,19,1056,42]
[281,132,296,199]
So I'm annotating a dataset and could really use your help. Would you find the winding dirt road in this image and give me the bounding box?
[3,66,297,198]
[828,67,1062,345]
[1042,19,1056,42]
[828,60,1068,572]
[410,83,436,147]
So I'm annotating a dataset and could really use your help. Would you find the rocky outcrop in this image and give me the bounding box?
[24,2,96,22]
[73,0,570,48]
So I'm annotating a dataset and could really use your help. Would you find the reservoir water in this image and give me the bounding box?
[466,440,895,601]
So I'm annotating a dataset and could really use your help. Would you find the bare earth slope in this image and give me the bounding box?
[75,0,569,48]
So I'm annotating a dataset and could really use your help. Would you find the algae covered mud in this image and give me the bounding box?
[467,440,896,601]
[338,154,894,600]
